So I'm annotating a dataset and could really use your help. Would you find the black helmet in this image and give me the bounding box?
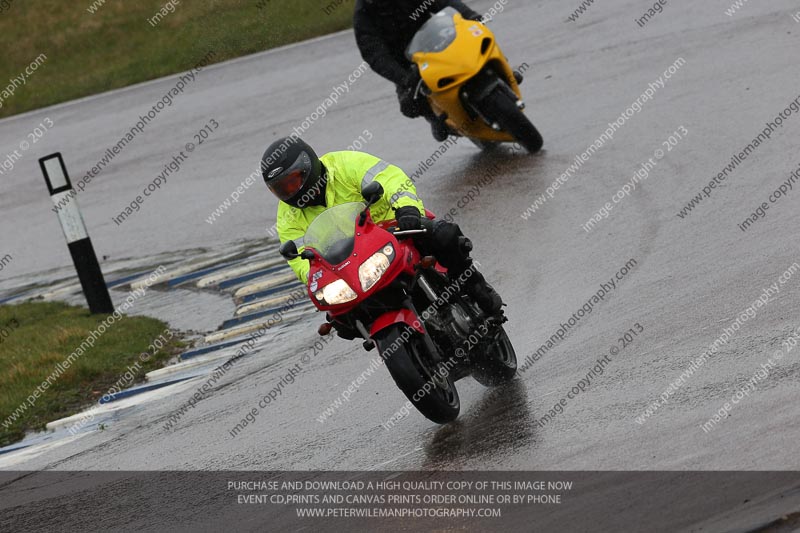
[261,136,326,207]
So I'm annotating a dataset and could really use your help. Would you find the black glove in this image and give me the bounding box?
[466,12,484,21]
[395,206,421,231]
[397,73,424,118]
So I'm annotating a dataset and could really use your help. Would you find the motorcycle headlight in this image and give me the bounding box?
[359,245,394,291]
[315,279,357,306]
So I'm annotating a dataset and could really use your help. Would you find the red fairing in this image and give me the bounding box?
[305,211,421,316]
[370,308,426,337]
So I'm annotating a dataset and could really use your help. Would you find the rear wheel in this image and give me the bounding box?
[471,326,517,387]
[374,325,460,424]
[477,83,543,153]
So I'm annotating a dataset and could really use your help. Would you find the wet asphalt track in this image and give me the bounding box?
[2,0,800,529]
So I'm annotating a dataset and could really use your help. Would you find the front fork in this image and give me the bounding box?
[402,276,444,365]
[461,66,524,129]
[415,274,439,304]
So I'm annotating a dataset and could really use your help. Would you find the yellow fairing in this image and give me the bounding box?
[410,12,521,142]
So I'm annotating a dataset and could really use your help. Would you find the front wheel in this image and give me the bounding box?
[374,325,460,424]
[477,84,543,153]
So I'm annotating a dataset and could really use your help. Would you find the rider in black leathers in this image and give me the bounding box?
[353,0,483,141]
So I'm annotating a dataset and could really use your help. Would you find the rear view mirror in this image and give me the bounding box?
[279,240,299,259]
[361,181,384,205]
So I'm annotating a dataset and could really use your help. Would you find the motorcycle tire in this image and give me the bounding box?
[374,324,460,424]
[471,325,518,387]
[478,84,543,153]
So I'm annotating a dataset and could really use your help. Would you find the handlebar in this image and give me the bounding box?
[390,217,435,238]
[391,228,428,238]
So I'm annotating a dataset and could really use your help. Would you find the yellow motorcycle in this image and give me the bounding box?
[406,7,542,152]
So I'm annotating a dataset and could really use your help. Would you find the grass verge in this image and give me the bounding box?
[0,0,355,118]
[0,301,184,447]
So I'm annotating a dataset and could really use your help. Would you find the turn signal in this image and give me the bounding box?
[318,322,333,336]
[419,256,437,268]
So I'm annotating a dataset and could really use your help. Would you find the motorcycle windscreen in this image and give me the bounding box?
[303,202,366,265]
[405,7,458,60]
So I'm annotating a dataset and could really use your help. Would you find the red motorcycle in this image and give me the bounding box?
[279,183,517,423]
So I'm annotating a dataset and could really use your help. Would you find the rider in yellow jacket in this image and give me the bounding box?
[262,135,502,315]
[275,150,422,283]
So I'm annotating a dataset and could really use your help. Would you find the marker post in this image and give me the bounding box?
[39,152,114,314]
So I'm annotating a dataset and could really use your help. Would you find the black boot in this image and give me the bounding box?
[430,114,450,142]
[464,272,504,315]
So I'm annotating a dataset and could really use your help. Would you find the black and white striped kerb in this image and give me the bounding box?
[40,153,113,314]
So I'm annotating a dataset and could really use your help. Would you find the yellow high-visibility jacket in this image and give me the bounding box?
[276,151,425,283]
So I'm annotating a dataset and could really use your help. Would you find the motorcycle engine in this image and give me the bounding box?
[444,304,473,340]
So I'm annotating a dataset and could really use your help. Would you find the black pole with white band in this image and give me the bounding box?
[39,152,114,314]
